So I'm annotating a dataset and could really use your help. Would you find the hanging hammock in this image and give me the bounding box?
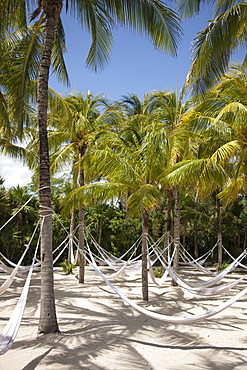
[179,245,217,275]
[0,222,41,295]
[147,247,176,287]
[83,248,247,324]
[148,252,243,296]
[0,246,29,295]
[0,244,38,355]
[152,243,247,288]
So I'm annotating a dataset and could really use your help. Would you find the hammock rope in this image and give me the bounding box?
[82,247,247,324]
[179,245,217,275]
[0,186,50,232]
[0,221,41,295]
[151,251,245,296]
[152,244,247,289]
[0,235,40,355]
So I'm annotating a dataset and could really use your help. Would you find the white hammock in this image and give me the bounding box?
[0,246,38,355]
[223,246,247,270]
[0,261,26,279]
[172,249,247,288]
[89,234,142,269]
[150,249,244,296]
[87,235,142,275]
[85,242,141,279]
[83,249,247,324]
[152,244,247,288]
[179,246,216,275]
[148,247,176,287]
[0,222,41,295]
[0,252,40,272]
[0,246,29,295]
[91,232,142,263]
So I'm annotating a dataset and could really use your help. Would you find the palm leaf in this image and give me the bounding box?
[185,2,247,95]
[127,184,162,216]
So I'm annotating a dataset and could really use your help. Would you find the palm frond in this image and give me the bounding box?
[127,184,162,216]
[185,3,247,95]
[62,181,130,214]
[51,19,70,86]
[218,176,246,205]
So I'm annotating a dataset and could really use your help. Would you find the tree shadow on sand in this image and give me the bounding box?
[2,266,247,369]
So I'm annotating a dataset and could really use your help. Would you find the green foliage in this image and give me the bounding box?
[217,263,231,272]
[153,267,163,278]
[60,259,76,274]
[85,204,142,257]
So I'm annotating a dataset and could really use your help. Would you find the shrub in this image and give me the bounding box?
[153,267,163,278]
[60,259,76,274]
[217,263,231,272]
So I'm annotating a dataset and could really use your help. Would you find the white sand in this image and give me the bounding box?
[1,266,247,369]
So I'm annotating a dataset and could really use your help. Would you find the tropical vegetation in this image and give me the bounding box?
[0,0,247,335]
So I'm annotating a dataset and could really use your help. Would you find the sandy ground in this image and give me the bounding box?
[1,265,247,369]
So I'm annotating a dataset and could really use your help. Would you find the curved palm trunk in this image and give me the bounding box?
[142,210,149,301]
[38,1,62,334]
[172,187,180,287]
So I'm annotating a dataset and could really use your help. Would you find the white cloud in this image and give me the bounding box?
[0,155,33,188]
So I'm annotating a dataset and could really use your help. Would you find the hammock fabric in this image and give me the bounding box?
[179,244,217,275]
[160,249,247,289]
[0,250,37,355]
[0,247,29,295]
[150,251,245,296]
[0,261,27,280]
[83,248,247,324]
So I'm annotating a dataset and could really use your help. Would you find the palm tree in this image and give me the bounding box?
[64,91,172,300]
[176,0,247,95]
[65,89,195,297]
[2,0,182,333]
[165,65,247,265]
[1,16,68,334]
[48,91,120,282]
[147,90,196,279]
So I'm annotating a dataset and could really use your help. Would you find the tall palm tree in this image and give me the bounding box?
[165,65,247,264]
[65,90,195,298]
[48,91,120,282]
[1,15,68,334]
[64,91,171,300]
[148,90,195,279]
[176,0,247,95]
[2,0,182,333]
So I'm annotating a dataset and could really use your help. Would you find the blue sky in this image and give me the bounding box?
[1,4,244,187]
[50,6,214,101]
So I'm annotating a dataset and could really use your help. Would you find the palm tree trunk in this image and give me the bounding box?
[216,195,223,267]
[78,159,85,282]
[182,221,187,246]
[68,209,76,263]
[172,187,180,286]
[162,191,173,271]
[38,1,62,334]
[98,217,103,246]
[78,204,85,283]
[194,219,199,259]
[77,143,88,282]
[244,232,247,250]
[164,190,173,250]
[142,210,149,301]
